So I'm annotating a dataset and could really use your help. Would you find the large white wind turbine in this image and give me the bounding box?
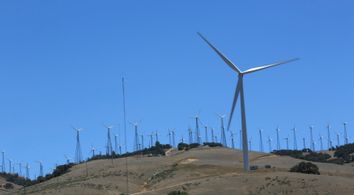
[198,33,298,171]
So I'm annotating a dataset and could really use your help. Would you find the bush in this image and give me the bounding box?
[168,190,188,195]
[178,143,189,151]
[203,142,223,147]
[3,183,14,189]
[250,165,258,170]
[290,162,320,175]
[334,143,354,163]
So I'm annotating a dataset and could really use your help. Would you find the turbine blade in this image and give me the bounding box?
[197,32,242,74]
[243,58,299,75]
[227,77,242,131]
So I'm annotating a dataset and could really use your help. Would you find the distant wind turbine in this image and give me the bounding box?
[276,127,281,150]
[104,124,114,155]
[198,33,298,171]
[343,122,349,145]
[292,127,298,150]
[259,129,264,152]
[72,126,83,163]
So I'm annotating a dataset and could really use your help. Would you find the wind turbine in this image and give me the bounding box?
[327,124,332,149]
[319,135,324,151]
[140,134,145,149]
[285,137,289,150]
[276,127,281,150]
[267,136,272,152]
[343,122,349,145]
[198,33,298,171]
[1,151,5,173]
[199,119,209,143]
[36,161,43,178]
[309,125,315,151]
[211,128,215,143]
[155,131,159,143]
[191,114,201,144]
[8,159,12,173]
[130,122,140,151]
[114,134,119,154]
[188,127,193,144]
[149,133,154,147]
[168,130,172,146]
[292,127,298,150]
[259,129,264,152]
[72,126,83,163]
[336,132,340,147]
[25,163,30,179]
[90,145,96,157]
[172,129,176,147]
[302,137,306,149]
[217,114,227,147]
[230,131,235,149]
[104,124,114,155]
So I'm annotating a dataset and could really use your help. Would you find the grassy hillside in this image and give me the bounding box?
[3,146,354,195]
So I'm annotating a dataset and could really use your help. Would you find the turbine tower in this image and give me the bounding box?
[198,33,298,171]
[276,127,281,150]
[130,122,140,151]
[114,134,118,154]
[343,122,349,145]
[319,135,324,151]
[149,133,154,147]
[72,126,83,163]
[168,130,172,146]
[285,137,289,150]
[37,161,43,177]
[211,128,215,143]
[188,128,193,144]
[172,129,176,147]
[267,136,272,152]
[336,132,340,147]
[309,125,315,151]
[327,124,332,149]
[217,114,227,147]
[302,137,306,149]
[91,145,96,157]
[140,134,145,149]
[25,163,30,179]
[1,151,5,173]
[259,129,264,152]
[292,127,298,150]
[104,124,114,155]
[230,131,235,149]
[192,114,201,144]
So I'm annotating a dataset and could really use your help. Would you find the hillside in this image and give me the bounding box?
[3,147,354,195]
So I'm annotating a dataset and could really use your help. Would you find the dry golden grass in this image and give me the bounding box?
[3,147,354,195]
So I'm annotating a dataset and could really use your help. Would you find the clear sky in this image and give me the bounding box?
[1,0,353,178]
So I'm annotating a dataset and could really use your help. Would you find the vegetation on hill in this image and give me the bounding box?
[177,142,223,151]
[273,143,354,164]
[333,143,354,163]
[168,190,189,195]
[272,149,343,164]
[290,162,320,175]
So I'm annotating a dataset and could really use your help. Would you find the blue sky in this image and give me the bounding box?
[0,0,354,178]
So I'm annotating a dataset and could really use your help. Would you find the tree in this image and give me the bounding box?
[290,162,320,175]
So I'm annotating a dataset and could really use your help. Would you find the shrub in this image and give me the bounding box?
[168,190,188,195]
[290,162,320,175]
[3,183,14,189]
[178,143,189,151]
[203,142,223,147]
[250,165,258,170]
[264,165,272,169]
